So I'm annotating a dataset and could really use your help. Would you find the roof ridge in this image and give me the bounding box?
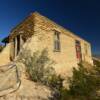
[32,12,90,43]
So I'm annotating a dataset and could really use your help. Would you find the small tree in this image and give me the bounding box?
[93,59,100,98]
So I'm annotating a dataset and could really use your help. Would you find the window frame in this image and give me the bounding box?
[53,30,61,52]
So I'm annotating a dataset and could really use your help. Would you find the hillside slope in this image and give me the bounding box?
[0,62,52,100]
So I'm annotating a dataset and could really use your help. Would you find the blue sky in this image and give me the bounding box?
[0,0,100,55]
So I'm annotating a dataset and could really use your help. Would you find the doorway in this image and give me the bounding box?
[75,40,82,62]
[17,35,20,55]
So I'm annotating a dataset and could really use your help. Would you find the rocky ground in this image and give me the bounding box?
[0,79,52,100]
[0,62,52,100]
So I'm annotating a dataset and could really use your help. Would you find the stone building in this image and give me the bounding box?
[2,12,93,77]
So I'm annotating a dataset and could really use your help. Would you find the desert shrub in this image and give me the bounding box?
[49,75,64,100]
[58,62,100,100]
[93,59,100,75]
[93,60,100,98]
[94,59,100,67]
[19,49,64,86]
[19,49,55,84]
[47,74,63,89]
[69,64,97,99]
[18,49,64,100]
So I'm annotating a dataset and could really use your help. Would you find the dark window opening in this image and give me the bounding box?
[17,35,20,55]
[54,30,61,51]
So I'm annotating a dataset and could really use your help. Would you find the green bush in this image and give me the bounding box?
[48,75,64,89]
[69,64,97,99]
[52,62,100,100]
[60,63,100,100]
[93,59,100,75]
[19,49,55,84]
[93,60,100,98]
[19,49,63,86]
[49,75,64,100]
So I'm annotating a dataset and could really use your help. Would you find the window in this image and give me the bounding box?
[75,40,82,62]
[54,30,61,51]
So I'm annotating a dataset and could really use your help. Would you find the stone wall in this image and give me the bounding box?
[30,12,93,77]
